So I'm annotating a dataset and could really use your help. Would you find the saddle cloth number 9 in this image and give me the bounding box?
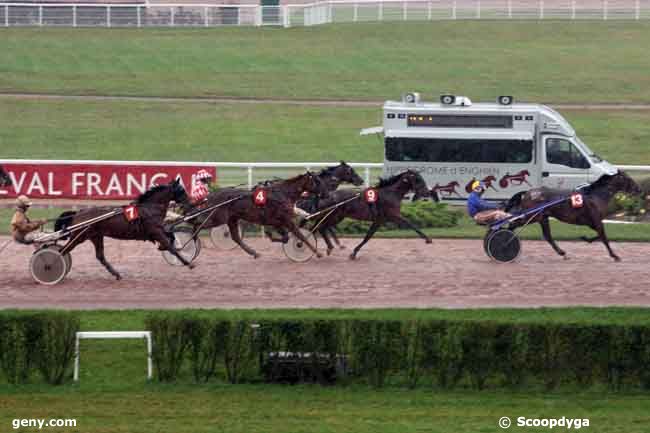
[123,205,139,222]
[570,193,584,209]
[253,188,267,206]
[364,188,378,204]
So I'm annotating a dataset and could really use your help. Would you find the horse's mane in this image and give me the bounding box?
[376,171,411,188]
[580,173,616,194]
[136,184,169,203]
[318,166,337,176]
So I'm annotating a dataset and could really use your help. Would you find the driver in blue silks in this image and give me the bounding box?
[467,180,511,224]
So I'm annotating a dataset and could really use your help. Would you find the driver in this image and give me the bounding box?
[10,195,47,244]
[467,181,511,225]
[191,169,213,205]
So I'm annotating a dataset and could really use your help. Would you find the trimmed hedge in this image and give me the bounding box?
[146,314,650,390]
[336,201,461,234]
[0,312,80,384]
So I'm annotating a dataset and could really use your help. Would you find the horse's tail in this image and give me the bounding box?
[504,191,526,212]
[54,211,78,240]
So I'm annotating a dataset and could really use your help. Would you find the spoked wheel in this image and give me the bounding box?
[48,245,73,276]
[162,226,201,266]
[486,229,521,263]
[210,224,243,250]
[30,246,67,285]
[282,229,317,263]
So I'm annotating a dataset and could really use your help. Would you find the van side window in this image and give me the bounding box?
[385,138,533,163]
[546,138,590,169]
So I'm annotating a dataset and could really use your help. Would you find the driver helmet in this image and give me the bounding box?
[16,195,32,208]
[195,169,213,183]
[471,180,485,192]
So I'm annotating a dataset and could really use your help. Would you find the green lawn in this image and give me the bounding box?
[2,308,650,433]
[1,98,650,165]
[1,22,650,102]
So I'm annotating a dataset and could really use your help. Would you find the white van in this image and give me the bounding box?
[362,94,618,201]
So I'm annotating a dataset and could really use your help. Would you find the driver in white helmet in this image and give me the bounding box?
[10,195,47,244]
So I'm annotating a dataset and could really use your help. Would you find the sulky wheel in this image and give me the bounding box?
[210,224,243,250]
[30,246,67,285]
[282,229,317,263]
[483,230,493,259]
[486,229,521,263]
[48,245,73,276]
[162,226,201,266]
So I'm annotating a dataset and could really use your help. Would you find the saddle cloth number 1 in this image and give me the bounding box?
[364,188,378,204]
[570,193,584,209]
[253,189,267,206]
[123,205,139,221]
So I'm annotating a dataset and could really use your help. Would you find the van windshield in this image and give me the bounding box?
[385,137,533,163]
[575,137,603,162]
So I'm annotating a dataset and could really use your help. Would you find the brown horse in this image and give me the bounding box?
[185,172,328,259]
[0,165,12,188]
[506,171,640,261]
[310,170,432,259]
[54,179,193,279]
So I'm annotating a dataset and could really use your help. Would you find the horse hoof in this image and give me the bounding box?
[348,254,357,261]
[316,253,323,259]
[326,249,333,256]
[339,244,346,250]
[253,253,261,259]
[563,255,570,261]
[613,256,621,262]
[425,238,432,244]
[188,262,196,269]
[115,275,122,281]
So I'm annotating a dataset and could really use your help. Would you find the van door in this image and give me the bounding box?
[541,136,592,190]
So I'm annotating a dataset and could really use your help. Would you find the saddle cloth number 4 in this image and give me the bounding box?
[123,205,139,221]
[570,193,584,209]
[253,188,267,206]
[364,188,378,204]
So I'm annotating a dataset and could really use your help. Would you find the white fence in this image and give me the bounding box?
[1,0,648,27]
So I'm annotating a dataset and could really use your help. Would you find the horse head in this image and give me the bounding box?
[336,161,365,186]
[405,170,430,201]
[137,178,189,207]
[0,166,12,188]
[303,171,329,198]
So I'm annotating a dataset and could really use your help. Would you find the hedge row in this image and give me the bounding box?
[146,315,650,390]
[0,313,79,384]
[336,201,461,234]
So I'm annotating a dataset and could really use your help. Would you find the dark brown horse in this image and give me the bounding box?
[506,171,640,261]
[0,165,12,188]
[309,170,432,259]
[185,172,328,259]
[54,179,193,279]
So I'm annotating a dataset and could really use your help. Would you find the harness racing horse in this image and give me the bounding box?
[309,170,433,260]
[54,179,194,279]
[185,172,328,259]
[296,162,365,250]
[506,171,641,261]
[0,165,12,188]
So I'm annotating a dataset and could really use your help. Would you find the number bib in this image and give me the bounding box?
[253,188,268,206]
[570,193,584,209]
[364,188,378,204]
[123,205,139,222]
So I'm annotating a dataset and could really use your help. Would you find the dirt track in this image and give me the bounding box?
[1,236,649,309]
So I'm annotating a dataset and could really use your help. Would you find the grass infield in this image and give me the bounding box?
[2,22,650,102]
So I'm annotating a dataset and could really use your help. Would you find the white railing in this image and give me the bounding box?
[0,0,647,27]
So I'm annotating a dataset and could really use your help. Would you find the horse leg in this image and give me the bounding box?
[389,215,432,244]
[153,229,196,269]
[90,236,122,280]
[592,221,620,261]
[540,217,566,257]
[228,218,260,258]
[580,235,600,244]
[328,228,346,249]
[350,221,381,260]
[287,221,322,259]
[266,227,289,243]
[318,225,336,256]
